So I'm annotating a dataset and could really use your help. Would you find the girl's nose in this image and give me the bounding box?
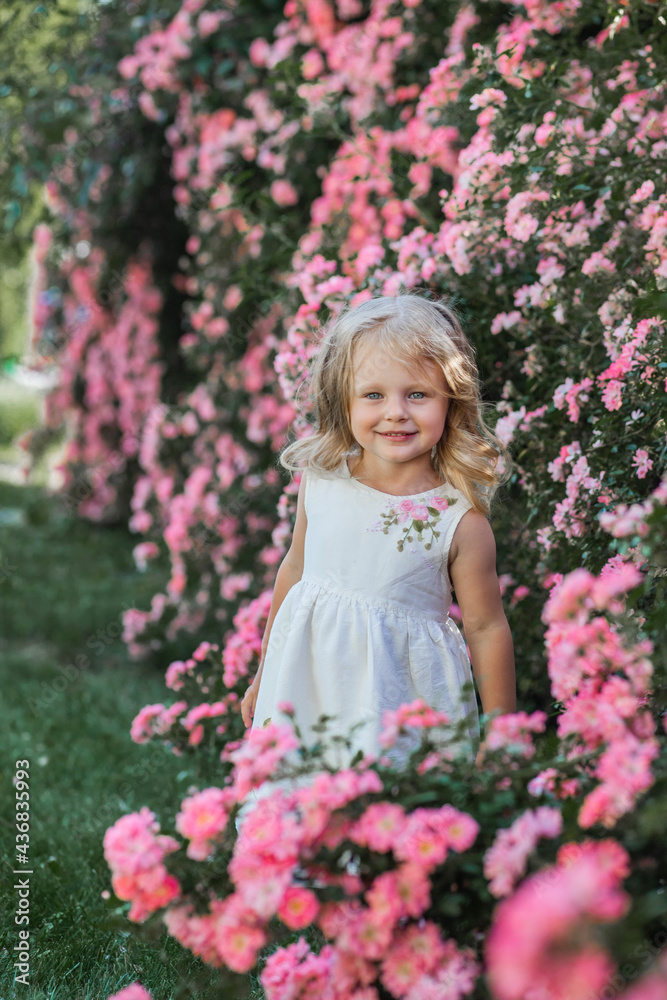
[384,395,409,419]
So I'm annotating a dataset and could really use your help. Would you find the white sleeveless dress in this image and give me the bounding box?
[250,455,481,770]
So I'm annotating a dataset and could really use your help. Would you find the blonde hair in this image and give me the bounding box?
[279,290,511,516]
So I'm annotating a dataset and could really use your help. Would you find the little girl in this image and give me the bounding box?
[241,291,516,770]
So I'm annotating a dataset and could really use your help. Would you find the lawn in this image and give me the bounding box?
[0,479,250,1000]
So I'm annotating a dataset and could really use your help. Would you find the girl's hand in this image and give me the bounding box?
[241,645,267,729]
[475,739,489,770]
[241,680,258,729]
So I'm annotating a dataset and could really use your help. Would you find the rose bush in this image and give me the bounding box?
[16,0,667,995]
[104,534,667,998]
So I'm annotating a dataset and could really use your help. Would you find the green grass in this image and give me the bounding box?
[0,377,40,446]
[0,480,251,1000]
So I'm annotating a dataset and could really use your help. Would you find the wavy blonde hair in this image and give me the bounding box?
[279,290,511,516]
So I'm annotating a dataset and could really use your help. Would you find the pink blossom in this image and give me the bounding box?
[260,937,332,999]
[535,110,557,147]
[510,584,530,606]
[469,88,507,109]
[380,922,448,996]
[393,804,478,870]
[542,567,595,624]
[227,720,300,798]
[104,808,179,877]
[350,802,407,852]
[277,886,320,930]
[379,699,450,748]
[484,807,563,897]
[579,732,659,829]
[132,541,159,571]
[430,496,450,511]
[630,179,655,203]
[513,213,539,241]
[213,895,267,972]
[592,562,643,609]
[552,377,593,422]
[165,659,194,691]
[197,10,228,38]
[412,502,431,519]
[504,190,549,241]
[336,903,394,961]
[486,840,631,1000]
[582,251,616,276]
[181,701,228,746]
[599,501,652,538]
[130,703,166,743]
[107,985,153,1000]
[601,378,624,411]
[404,939,480,999]
[484,711,547,757]
[365,866,411,926]
[632,448,653,479]
[175,787,233,860]
[495,406,526,447]
[491,310,522,335]
[104,808,181,922]
[383,861,431,919]
[270,179,299,207]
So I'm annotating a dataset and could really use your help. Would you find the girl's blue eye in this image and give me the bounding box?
[364,391,426,399]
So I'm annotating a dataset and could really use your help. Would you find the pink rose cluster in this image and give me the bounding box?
[393,495,450,523]
[236,772,481,999]
[223,719,301,798]
[599,475,667,538]
[378,698,451,749]
[130,700,188,744]
[130,697,232,749]
[103,807,180,921]
[39,246,164,527]
[105,659,666,998]
[132,635,252,753]
[483,709,547,759]
[543,563,659,828]
[486,838,632,1000]
[220,590,271,688]
[104,709,486,993]
[175,786,236,860]
[104,721,304,971]
[260,928,480,1000]
[483,805,563,897]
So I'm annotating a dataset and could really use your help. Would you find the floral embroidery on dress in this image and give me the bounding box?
[376,495,457,552]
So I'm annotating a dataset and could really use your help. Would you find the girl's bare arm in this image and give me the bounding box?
[241,471,308,727]
[448,510,516,727]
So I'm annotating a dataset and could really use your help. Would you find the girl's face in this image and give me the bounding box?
[349,345,449,465]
